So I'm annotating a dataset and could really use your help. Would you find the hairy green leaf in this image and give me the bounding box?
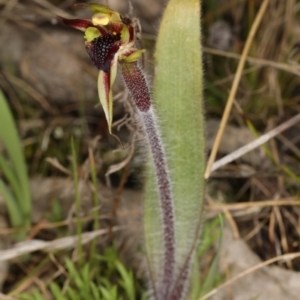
[144,0,205,297]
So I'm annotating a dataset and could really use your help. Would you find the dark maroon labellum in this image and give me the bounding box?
[85,33,121,73]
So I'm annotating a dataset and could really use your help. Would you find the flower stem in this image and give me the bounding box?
[121,62,175,298]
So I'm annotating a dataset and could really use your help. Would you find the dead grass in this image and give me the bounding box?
[203,0,300,275]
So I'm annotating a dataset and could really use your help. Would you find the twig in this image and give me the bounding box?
[0,227,121,261]
[211,113,300,172]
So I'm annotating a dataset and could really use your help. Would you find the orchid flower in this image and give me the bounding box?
[60,3,145,134]
[61,3,176,298]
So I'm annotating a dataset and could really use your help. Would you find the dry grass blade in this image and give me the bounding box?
[0,227,122,262]
[205,0,270,179]
[199,252,300,300]
[2,71,57,115]
[274,207,292,269]
[203,47,300,77]
[31,0,74,19]
[211,113,300,172]
[0,293,18,300]
[277,134,300,159]
[206,197,299,211]
[45,157,71,175]
[105,136,135,178]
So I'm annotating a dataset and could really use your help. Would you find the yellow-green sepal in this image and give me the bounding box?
[97,53,118,134]
[98,70,113,133]
[87,3,118,14]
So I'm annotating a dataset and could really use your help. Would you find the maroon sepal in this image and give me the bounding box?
[59,17,108,36]
[59,17,93,31]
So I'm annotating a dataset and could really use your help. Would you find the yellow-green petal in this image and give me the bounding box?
[84,27,101,42]
[110,13,122,24]
[121,25,130,43]
[92,13,110,25]
[120,49,145,63]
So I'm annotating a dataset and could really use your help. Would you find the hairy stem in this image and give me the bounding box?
[121,62,175,298]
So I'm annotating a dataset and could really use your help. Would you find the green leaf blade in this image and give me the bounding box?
[0,89,31,228]
[145,0,205,297]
